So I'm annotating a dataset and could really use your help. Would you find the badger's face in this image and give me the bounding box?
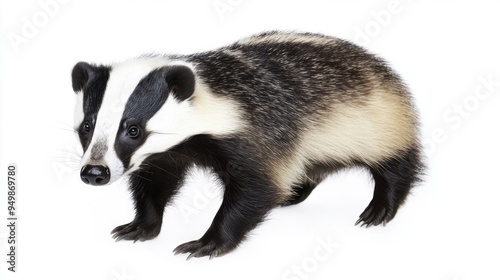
[71,59,196,186]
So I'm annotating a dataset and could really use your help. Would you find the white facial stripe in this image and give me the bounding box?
[73,90,84,129]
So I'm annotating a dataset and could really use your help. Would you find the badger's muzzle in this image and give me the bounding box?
[80,165,110,186]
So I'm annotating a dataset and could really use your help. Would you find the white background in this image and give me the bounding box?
[1,1,499,279]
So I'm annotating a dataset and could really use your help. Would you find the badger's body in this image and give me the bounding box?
[72,32,423,259]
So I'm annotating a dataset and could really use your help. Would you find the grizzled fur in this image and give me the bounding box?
[72,31,424,259]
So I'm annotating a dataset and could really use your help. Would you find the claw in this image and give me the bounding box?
[111,221,160,242]
[356,200,394,227]
[209,251,218,260]
[186,254,194,261]
[173,238,228,260]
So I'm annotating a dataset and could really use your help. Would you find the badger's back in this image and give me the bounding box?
[186,32,420,194]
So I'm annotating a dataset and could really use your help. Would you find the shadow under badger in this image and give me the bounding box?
[71,32,424,259]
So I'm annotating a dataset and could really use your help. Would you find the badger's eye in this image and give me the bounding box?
[83,122,92,134]
[127,125,140,138]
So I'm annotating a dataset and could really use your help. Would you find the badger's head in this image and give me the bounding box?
[71,59,198,186]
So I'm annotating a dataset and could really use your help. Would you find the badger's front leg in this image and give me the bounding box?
[173,166,279,259]
[112,155,189,242]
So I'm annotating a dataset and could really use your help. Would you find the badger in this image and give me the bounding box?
[71,31,424,259]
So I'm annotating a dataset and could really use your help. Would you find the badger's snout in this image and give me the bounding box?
[80,165,110,186]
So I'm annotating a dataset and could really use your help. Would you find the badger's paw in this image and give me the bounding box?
[173,237,233,260]
[111,221,161,242]
[355,200,396,227]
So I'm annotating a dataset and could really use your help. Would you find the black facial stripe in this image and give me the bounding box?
[73,64,111,152]
[114,67,171,170]
[83,65,111,116]
[122,67,171,121]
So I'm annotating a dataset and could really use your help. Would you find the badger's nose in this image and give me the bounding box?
[80,165,110,186]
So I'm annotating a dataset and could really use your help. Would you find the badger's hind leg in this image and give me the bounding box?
[281,181,318,206]
[281,162,341,206]
[356,147,423,227]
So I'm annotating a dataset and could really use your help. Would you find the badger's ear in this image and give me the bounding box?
[163,65,195,101]
[71,62,94,92]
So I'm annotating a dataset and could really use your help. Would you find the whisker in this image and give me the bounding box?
[51,148,82,154]
[138,167,154,175]
[145,161,181,179]
[150,131,177,135]
[65,167,81,173]
[54,127,77,132]
[49,153,82,160]
[49,157,81,162]
[130,172,152,182]
[52,121,78,133]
